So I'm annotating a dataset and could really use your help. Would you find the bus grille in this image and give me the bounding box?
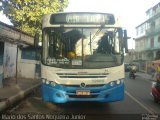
[56,73,108,78]
[62,84,105,88]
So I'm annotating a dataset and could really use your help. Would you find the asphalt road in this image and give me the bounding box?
[3,72,160,120]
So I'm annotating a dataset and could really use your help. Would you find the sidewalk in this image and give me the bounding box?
[0,77,41,113]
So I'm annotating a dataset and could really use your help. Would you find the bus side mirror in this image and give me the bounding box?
[34,33,39,48]
[123,30,128,53]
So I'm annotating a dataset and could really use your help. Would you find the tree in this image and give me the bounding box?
[0,0,68,36]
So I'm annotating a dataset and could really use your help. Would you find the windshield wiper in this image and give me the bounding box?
[88,28,103,54]
[90,28,103,43]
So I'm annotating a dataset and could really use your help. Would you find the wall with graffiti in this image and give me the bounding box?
[0,42,4,88]
[3,42,17,79]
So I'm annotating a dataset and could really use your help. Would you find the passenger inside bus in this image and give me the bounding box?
[97,33,112,54]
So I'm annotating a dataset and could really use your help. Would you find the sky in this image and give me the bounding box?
[64,0,160,49]
[0,0,160,49]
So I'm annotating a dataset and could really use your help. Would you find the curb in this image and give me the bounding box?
[0,82,41,113]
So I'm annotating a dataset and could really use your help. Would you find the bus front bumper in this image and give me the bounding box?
[41,82,124,103]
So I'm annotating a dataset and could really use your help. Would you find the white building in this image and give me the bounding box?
[135,2,160,61]
[134,2,160,72]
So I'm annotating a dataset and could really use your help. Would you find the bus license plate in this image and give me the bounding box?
[76,90,90,95]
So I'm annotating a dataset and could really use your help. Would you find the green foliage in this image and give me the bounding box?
[0,0,68,36]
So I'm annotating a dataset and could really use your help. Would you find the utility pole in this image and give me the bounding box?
[131,38,135,62]
[16,1,24,84]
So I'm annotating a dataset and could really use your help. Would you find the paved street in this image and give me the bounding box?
[2,72,159,120]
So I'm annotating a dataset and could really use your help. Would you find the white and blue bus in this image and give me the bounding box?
[41,12,128,103]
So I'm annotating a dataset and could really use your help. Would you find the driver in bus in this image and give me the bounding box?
[97,33,111,54]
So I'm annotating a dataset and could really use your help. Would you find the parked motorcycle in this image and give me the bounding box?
[151,82,160,103]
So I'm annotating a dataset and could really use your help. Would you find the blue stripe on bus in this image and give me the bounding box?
[41,83,124,103]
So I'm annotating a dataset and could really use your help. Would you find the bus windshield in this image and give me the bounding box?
[42,27,124,69]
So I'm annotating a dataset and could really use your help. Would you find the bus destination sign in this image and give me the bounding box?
[50,13,115,25]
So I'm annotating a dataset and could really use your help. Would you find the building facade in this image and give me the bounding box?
[135,2,160,61]
[0,21,40,88]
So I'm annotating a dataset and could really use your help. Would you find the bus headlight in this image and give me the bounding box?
[110,82,115,86]
[41,78,47,83]
[110,79,124,87]
[41,78,57,86]
[50,81,57,87]
[116,80,121,85]
[46,80,50,85]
